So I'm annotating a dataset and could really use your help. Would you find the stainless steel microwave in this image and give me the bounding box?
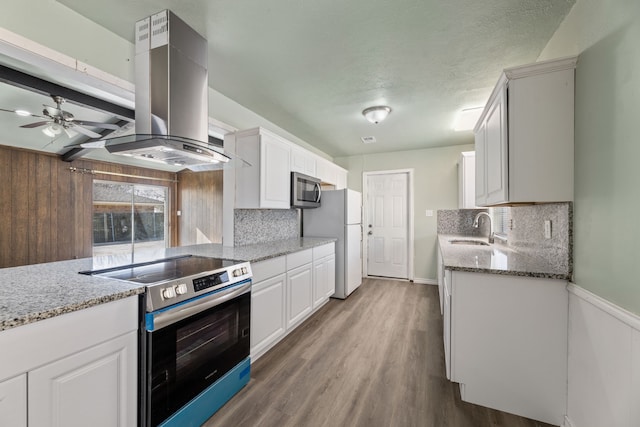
[291,172,321,208]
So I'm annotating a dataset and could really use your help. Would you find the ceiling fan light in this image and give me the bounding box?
[362,106,392,124]
[15,109,31,117]
[42,124,62,138]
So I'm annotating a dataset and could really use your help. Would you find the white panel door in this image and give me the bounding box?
[28,331,137,427]
[251,274,287,359]
[286,263,313,329]
[0,374,27,427]
[485,87,509,205]
[366,173,408,279]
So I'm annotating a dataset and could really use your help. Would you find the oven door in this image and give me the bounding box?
[145,281,250,427]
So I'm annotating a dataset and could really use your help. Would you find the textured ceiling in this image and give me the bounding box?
[14,0,575,159]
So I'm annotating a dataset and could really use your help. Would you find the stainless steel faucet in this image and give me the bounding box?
[473,211,494,244]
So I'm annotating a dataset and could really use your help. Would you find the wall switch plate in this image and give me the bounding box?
[544,220,552,239]
[177,210,182,216]
[425,210,434,217]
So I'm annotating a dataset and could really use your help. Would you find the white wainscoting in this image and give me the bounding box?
[564,284,640,427]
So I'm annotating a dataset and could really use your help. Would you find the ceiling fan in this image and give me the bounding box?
[1,95,121,139]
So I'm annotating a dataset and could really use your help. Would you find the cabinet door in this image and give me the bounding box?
[437,248,444,315]
[485,86,509,205]
[474,122,487,206]
[312,258,328,309]
[286,263,313,329]
[336,169,348,190]
[458,152,476,209]
[443,270,452,381]
[291,147,317,177]
[28,331,137,427]
[0,374,27,427]
[251,274,287,359]
[260,134,291,208]
[325,255,336,298]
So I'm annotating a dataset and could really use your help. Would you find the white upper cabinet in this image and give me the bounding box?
[474,56,577,206]
[317,158,347,189]
[225,127,348,213]
[231,128,292,209]
[458,151,476,209]
[291,146,317,177]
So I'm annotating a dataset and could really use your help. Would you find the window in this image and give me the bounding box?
[490,206,511,238]
[92,181,168,262]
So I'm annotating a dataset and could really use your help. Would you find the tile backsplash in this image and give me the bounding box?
[234,209,299,246]
[437,203,572,275]
[437,209,490,236]
[507,203,572,274]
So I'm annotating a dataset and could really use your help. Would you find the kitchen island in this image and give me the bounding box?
[0,236,335,426]
[0,237,335,332]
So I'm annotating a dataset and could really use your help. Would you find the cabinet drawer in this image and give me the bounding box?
[287,249,313,270]
[313,243,334,260]
[251,256,286,283]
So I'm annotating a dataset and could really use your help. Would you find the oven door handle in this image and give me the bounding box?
[150,282,251,331]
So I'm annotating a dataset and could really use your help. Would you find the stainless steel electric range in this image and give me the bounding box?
[85,255,252,427]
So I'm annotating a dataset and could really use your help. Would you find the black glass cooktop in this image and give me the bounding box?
[81,255,238,284]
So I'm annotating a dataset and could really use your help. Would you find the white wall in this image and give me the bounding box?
[537,0,640,425]
[335,143,474,283]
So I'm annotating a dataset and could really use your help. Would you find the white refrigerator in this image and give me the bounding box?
[303,189,362,299]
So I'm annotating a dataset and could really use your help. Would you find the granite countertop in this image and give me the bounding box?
[438,234,571,280]
[0,237,336,332]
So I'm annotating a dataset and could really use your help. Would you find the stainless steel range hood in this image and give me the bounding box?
[98,10,246,171]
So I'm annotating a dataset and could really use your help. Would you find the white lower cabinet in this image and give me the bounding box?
[0,374,27,427]
[251,273,287,360]
[446,270,568,426]
[0,296,138,427]
[286,261,313,330]
[28,331,137,427]
[312,243,336,308]
[250,244,335,361]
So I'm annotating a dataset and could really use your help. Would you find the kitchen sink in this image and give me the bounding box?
[449,239,490,246]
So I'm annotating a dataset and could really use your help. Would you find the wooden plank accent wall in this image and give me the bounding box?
[176,170,223,246]
[0,145,177,269]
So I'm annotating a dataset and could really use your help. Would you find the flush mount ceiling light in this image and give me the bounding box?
[362,106,392,124]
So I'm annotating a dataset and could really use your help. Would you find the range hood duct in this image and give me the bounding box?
[97,10,246,171]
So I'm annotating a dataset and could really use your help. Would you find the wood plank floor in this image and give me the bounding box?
[204,278,555,427]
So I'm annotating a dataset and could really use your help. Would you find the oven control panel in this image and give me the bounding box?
[147,261,253,312]
[193,271,229,292]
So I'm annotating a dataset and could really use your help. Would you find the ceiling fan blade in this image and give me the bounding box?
[63,127,78,138]
[20,121,50,128]
[0,108,47,119]
[71,124,102,139]
[63,140,106,149]
[74,120,120,130]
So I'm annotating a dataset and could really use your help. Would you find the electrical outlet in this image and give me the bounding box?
[544,220,552,239]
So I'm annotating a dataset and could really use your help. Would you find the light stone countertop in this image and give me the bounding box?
[0,237,336,332]
[438,234,571,280]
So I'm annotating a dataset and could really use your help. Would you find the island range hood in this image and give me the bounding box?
[94,10,245,171]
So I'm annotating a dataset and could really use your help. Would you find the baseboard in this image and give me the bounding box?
[413,277,437,285]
